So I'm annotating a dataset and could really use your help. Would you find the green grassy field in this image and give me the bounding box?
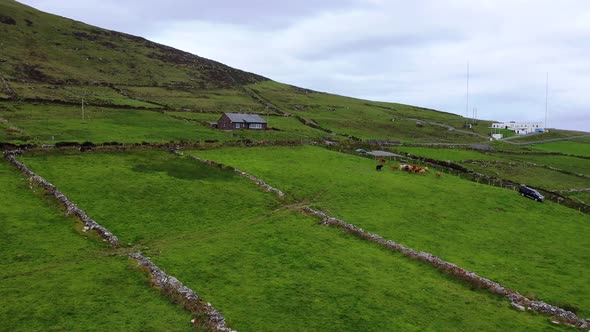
[0,102,330,144]
[467,162,590,191]
[499,154,590,176]
[0,161,194,331]
[389,146,590,191]
[0,102,228,143]
[531,140,590,156]
[16,151,569,331]
[506,130,588,143]
[192,146,590,317]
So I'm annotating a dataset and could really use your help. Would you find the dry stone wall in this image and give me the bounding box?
[3,150,235,331]
[4,150,120,246]
[301,207,590,329]
[129,253,235,332]
[182,152,590,329]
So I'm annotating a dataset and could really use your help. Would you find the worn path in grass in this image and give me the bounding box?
[0,161,194,332]
[192,146,590,318]
[19,151,568,331]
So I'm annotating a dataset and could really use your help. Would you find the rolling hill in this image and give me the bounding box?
[1,0,589,331]
[0,0,497,145]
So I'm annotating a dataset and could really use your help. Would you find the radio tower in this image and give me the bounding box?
[544,72,549,129]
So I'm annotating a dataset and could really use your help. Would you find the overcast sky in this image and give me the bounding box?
[20,0,590,131]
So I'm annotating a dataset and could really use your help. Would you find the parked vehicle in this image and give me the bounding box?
[519,185,544,202]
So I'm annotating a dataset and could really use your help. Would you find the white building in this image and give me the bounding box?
[491,121,544,135]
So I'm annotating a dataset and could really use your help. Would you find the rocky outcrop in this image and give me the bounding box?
[129,253,235,332]
[302,206,590,329]
[4,151,119,246]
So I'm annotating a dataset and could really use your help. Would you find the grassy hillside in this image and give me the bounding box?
[0,0,496,145]
[0,161,194,331]
[18,151,568,331]
[192,146,590,317]
[0,0,266,87]
[247,81,487,142]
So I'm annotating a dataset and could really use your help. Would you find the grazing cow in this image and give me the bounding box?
[378,158,387,164]
[418,169,427,174]
[376,165,384,171]
[424,167,429,172]
[436,172,441,178]
[399,164,409,171]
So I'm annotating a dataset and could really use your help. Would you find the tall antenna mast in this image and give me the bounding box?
[466,61,470,122]
[545,72,549,129]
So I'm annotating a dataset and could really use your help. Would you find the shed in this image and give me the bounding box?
[217,113,267,130]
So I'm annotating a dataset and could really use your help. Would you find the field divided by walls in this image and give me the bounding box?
[192,146,590,318]
[15,150,570,331]
[0,161,194,331]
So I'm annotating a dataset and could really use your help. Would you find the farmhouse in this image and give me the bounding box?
[215,113,268,130]
[490,121,544,135]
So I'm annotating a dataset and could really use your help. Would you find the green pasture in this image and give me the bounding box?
[531,140,590,156]
[17,151,566,331]
[506,130,588,143]
[0,102,329,144]
[391,146,590,191]
[192,146,590,317]
[499,154,590,176]
[467,162,590,191]
[0,102,227,143]
[0,161,193,331]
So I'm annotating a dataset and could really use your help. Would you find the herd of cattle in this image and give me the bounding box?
[375,159,441,177]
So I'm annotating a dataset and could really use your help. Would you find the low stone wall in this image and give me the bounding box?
[180,153,285,198]
[4,150,235,331]
[129,253,235,332]
[181,152,589,329]
[302,206,589,329]
[4,151,120,246]
[462,159,590,179]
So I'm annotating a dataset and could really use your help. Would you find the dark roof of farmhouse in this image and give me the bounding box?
[224,113,267,123]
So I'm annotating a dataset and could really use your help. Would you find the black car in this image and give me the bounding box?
[519,185,544,202]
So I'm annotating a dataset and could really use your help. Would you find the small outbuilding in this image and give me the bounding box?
[217,113,267,130]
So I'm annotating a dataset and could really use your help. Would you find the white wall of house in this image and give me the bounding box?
[491,121,544,134]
